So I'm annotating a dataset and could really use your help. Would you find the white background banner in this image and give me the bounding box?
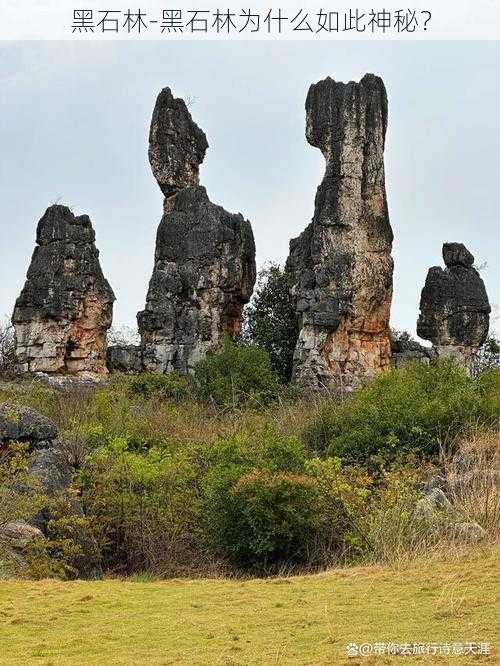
[1,0,500,40]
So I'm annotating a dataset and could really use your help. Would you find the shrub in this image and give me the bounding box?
[222,469,320,567]
[202,430,375,569]
[305,360,499,469]
[80,439,203,576]
[202,430,314,567]
[194,338,281,408]
[0,443,45,529]
[25,493,101,580]
[206,466,318,569]
[127,372,191,401]
[0,318,16,376]
[305,457,372,562]
[244,263,298,383]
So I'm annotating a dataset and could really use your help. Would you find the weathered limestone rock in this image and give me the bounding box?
[107,344,143,373]
[287,75,394,391]
[137,88,256,374]
[0,403,72,494]
[417,243,490,368]
[12,205,115,379]
[390,336,435,368]
[149,87,208,198]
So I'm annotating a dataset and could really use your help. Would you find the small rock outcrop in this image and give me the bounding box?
[287,75,394,391]
[137,88,256,374]
[390,335,435,368]
[417,243,490,368]
[0,403,73,498]
[107,345,143,373]
[12,205,115,379]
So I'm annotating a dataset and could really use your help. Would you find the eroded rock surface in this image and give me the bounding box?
[417,242,490,367]
[12,205,115,379]
[107,345,143,373]
[287,74,394,391]
[390,336,435,368]
[137,88,256,374]
[149,87,208,198]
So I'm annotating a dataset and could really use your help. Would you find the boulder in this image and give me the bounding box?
[107,345,143,373]
[0,403,58,445]
[452,521,487,543]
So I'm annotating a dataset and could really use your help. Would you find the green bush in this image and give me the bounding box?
[201,430,379,568]
[127,372,191,401]
[194,338,281,408]
[202,430,313,567]
[223,469,320,567]
[305,360,499,468]
[25,494,101,581]
[80,439,202,575]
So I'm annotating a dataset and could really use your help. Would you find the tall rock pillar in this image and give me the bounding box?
[287,74,394,391]
[12,205,115,378]
[137,88,256,374]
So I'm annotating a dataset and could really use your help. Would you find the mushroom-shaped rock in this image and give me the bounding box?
[417,243,490,367]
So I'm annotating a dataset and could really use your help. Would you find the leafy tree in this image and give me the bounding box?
[471,335,500,377]
[194,338,281,408]
[244,263,298,383]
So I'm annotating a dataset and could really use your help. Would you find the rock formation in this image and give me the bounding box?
[12,205,115,379]
[287,74,394,391]
[136,88,256,374]
[417,242,490,367]
[390,335,434,368]
[107,344,143,374]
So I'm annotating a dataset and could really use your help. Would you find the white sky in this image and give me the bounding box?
[0,40,499,339]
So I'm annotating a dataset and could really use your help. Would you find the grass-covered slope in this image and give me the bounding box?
[0,549,498,665]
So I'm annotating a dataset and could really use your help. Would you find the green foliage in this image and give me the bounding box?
[127,372,191,401]
[305,360,499,469]
[225,470,320,567]
[1,356,497,579]
[194,338,281,408]
[471,335,500,376]
[359,463,436,564]
[203,431,316,568]
[305,457,372,560]
[0,443,45,528]
[202,430,372,569]
[25,493,100,581]
[244,263,299,383]
[80,439,202,575]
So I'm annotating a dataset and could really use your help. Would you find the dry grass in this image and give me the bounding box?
[443,428,500,537]
[0,376,325,450]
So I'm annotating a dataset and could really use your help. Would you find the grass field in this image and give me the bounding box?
[0,549,498,665]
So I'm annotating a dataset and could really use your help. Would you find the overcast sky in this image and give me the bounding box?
[1,40,498,339]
